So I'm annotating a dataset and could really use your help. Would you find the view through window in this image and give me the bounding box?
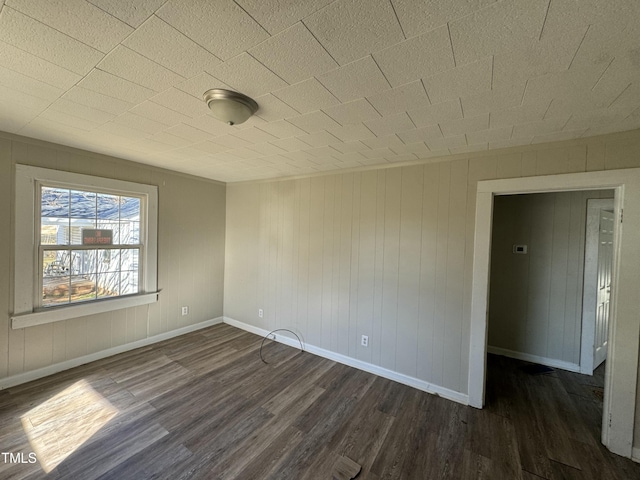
[40,186,143,307]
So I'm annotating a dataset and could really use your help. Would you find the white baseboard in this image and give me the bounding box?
[0,317,224,390]
[223,317,469,406]
[487,346,581,373]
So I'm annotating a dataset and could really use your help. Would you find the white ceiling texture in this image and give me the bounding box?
[0,0,639,182]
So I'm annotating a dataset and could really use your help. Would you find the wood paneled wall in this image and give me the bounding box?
[0,133,226,379]
[226,161,472,393]
[225,129,640,398]
[489,191,613,366]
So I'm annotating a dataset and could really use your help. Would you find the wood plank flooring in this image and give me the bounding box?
[1,324,639,479]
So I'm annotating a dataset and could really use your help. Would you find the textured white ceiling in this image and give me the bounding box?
[0,0,639,182]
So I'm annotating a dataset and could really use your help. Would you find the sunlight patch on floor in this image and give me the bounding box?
[20,379,118,473]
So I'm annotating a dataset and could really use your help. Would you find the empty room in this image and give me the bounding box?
[2,0,640,478]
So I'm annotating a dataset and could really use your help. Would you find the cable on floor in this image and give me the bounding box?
[260,329,304,364]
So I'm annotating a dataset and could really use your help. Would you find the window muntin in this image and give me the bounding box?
[38,185,144,308]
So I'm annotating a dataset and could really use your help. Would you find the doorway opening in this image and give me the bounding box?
[468,169,640,459]
[485,191,613,373]
[483,190,614,456]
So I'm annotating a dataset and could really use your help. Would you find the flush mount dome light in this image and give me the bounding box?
[203,88,258,126]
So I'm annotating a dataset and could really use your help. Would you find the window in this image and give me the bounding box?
[40,187,142,307]
[13,165,158,329]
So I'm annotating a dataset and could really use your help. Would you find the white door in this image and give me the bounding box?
[594,210,613,368]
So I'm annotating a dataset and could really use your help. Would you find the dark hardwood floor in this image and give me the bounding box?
[1,323,639,479]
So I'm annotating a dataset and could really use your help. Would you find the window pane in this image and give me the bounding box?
[41,187,69,218]
[69,190,96,219]
[120,221,139,244]
[120,249,139,271]
[97,272,120,298]
[120,270,138,295]
[69,274,97,303]
[98,249,120,273]
[96,221,120,244]
[42,249,71,306]
[74,249,96,276]
[120,197,140,220]
[97,194,120,220]
[41,224,61,245]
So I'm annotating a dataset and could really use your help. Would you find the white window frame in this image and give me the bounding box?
[12,165,158,329]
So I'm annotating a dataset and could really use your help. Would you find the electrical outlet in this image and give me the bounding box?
[361,335,369,347]
[258,308,263,318]
[268,333,276,340]
[181,306,188,316]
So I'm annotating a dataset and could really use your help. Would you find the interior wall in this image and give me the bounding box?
[488,190,613,368]
[0,132,226,381]
[225,129,640,405]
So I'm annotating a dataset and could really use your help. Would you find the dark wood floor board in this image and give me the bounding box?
[175,339,262,378]
[369,388,424,478]
[376,377,409,417]
[233,426,305,480]
[524,375,583,470]
[180,407,276,479]
[117,359,194,401]
[2,326,640,479]
[94,436,193,480]
[303,377,397,476]
[54,416,168,479]
[261,356,334,415]
[461,449,493,480]
[429,401,469,479]
[292,368,375,434]
[211,385,326,480]
[387,392,442,479]
[270,394,361,479]
[85,345,157,371]
[160,334,233,362]
[535,374,598,447]
[466,408,524,480]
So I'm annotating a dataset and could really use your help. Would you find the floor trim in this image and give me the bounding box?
[0,317,224,390]
[488,346,581,373]
[223,316,469,406]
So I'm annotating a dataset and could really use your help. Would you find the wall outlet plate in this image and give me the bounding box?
[361,335,369,347]
[258,308,263,318]
[181,306,188,315]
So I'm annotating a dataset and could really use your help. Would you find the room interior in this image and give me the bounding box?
[1,0,640,478]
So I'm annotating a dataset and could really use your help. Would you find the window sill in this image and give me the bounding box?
[11,292,159,329]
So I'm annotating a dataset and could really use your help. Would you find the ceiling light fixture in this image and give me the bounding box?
[203,88,258,126]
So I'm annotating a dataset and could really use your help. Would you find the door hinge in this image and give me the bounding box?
[609,412,613,429]
[620,209,623,223]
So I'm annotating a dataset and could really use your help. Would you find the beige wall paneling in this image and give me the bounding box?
[356,170,377,363]
[321,175,335,351]
[430,163,450,387]
[442,160,468,392]
[526,193,554,357]
[416,163,440,382]
[380,168,401,371]
[329,175,343,354]
[371,171,386,366]
[396,166,423,378]
[547,194,571,361]
[337,174,353,357]
[347,173,361,358]
[567,193,588,365]
[0,137,11,377]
